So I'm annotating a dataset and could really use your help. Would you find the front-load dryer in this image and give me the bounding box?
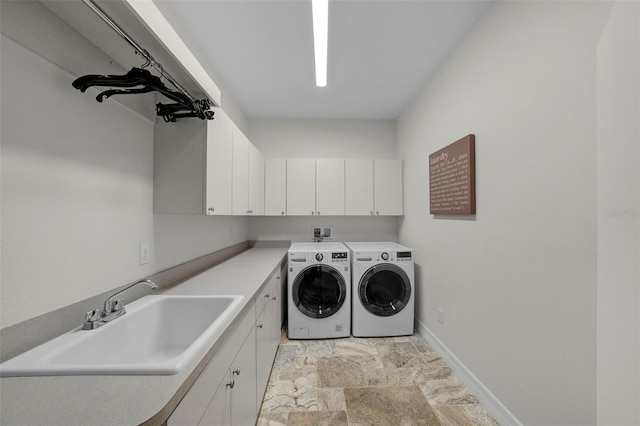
[346,242,414,337]
[288,242,351,339]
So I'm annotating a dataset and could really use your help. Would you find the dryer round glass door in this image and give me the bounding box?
[292,265,347,319]
[359,264,411,317]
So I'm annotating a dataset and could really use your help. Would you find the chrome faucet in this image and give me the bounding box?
[82,279,158,330]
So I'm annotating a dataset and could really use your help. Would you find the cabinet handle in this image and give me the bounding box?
[370,211,373,215]
[226,379,235,389]
[257,323,264,329]
[264,294,270,299]
[317,211,320,215]
[376,211,380,215]
[311,211,314,215]
[272,296,277,301]
[208,207,215,213]
[232,367,241,376]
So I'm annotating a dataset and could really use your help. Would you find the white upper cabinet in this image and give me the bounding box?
[248,144,264,216]
[374,159,403,215]
[154,108,233,215]
[345,159,374,215]
[286,159,345,216]
[232,126,249,215]
[205,112,233,215]
[232,125,263,216]
[345,159,403,215]
[316,159,345,216]
[286,159,316,215]
[264,159,287,216]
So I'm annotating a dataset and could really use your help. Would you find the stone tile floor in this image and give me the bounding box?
[257,330,499,425]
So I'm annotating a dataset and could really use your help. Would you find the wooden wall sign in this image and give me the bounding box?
[429,134,476,215]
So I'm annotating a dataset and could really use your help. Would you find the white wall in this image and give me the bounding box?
[248,118,399,244]
[248,216,398,245]
[249,118,397,159]
[154,215,247,269]
[596,2,640,425]
[0,5,250,330]
[397,2,614,424]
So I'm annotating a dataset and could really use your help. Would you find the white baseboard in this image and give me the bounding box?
[415,318,522,426]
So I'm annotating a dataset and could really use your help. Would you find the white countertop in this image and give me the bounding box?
[0,247,288,426]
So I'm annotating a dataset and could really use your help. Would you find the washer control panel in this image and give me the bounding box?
[331,252,348,262]
[353,250,412,263]
[329,251,349,264]
[289,251,349,264]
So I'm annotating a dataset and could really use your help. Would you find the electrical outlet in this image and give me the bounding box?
[139,243,150,265]
[438,308,445,325]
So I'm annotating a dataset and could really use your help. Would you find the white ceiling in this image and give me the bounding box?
[161,0,493,120]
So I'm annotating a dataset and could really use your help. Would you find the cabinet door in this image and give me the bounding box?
[248,143,263,215]
[272,272,283,338]
[316,159,345,216]
[286,159,316,215]
[256,271,282,407]
[199,369,232,426]
[264,159,287,216]
[205,110,233,215]
[231,327,257,424]
[167,308,255,426]
[345,159,374,215]
[258,151,265,215]
[267,274,283,366]
[255,305,271,408]
[232,126,249,215]
[374,159,403,215]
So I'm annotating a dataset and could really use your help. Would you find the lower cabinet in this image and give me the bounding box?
[167,264,283,426]
[199,328,257,426]
[255,270,283,409]
[199,371,231,426]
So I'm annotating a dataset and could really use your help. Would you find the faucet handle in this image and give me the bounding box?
[113,299,123,311]
[85,308,102,322]
[83,308,103,329]
[103,298,123,313]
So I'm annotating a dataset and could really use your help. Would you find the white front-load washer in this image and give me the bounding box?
[346,242,414,337]
[288,242,351,339]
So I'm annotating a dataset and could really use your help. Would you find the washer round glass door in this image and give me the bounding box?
[292,265,346,319]
[359,264,411,317]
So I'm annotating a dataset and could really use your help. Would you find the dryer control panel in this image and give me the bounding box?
[396,251,412,261]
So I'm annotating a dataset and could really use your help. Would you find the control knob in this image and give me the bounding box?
[315,253,324,261]
[381,252,389,261]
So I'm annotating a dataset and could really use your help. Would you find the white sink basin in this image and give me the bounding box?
[0,295,245,376]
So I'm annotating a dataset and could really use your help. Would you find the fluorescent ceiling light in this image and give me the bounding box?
[312,0,328,87]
